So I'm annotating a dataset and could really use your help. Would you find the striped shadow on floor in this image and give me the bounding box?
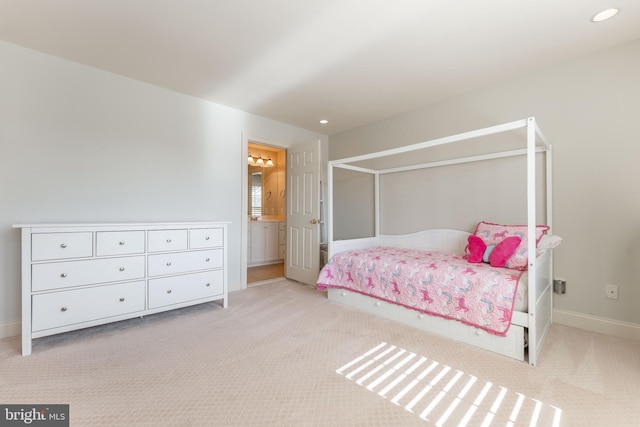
[337,342,562,427]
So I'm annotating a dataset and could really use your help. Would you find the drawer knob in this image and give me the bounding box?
[205,258,210,262]
[205,283,211,287]
[60,243,67,249]
[119,267,125,272]
[119,241,125,245]
[167,289,172,294]
[119,297,125,302]
[60,273,67,278]
[166,239,172,243]
[166,262,172,266]
[60,307,67,312]
[205,236,210,240]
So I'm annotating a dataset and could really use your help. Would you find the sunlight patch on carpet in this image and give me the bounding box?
[337,342,562,426]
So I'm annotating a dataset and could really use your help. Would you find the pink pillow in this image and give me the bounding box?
[488,236,521,267]
[473,221,549,270]
[467,235,486,263]
[467,235,522,268]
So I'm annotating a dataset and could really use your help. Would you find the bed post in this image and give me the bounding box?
[547,141,554,328]
[526,117,538,366]
[327,161,334,252]
[374,171,380,238]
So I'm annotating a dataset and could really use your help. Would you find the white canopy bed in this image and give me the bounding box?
[318,117,554,367]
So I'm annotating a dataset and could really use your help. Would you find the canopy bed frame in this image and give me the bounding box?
[323,117,553,366]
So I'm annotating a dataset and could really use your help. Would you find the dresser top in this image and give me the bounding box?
[13,221,230,229]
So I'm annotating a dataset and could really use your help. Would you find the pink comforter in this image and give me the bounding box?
[317,247,524,336]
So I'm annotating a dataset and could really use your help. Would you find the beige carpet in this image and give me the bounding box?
[1,279,639,426]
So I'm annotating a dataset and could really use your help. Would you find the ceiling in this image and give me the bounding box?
[2,1,639,135]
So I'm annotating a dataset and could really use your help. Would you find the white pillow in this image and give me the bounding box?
[536,234,562,255]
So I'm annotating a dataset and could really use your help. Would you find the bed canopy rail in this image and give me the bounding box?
[327,117,552,243]
[330,118,548,165]
[326,117,553,366]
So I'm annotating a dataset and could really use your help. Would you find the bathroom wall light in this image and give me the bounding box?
[591,8,619,22]
[248,153,275,168]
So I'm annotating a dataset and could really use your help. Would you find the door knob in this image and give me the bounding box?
[310,219,318,224]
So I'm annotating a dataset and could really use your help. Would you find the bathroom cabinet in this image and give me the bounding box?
[248,221,284,266]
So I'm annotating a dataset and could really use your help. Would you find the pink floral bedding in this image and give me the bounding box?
[316,247,524,336]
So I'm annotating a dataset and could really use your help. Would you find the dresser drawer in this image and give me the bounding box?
[148,270,224,309]
[32,281,146,332]
[190,227,223,249]
[32,232,93,261]
[32,256,145,292]
[96,231,145,256]
[148,249,223,277]
[148,229,188,252]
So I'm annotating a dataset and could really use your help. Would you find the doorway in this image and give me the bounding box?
[247,263,285,284]
[247,142,286,285]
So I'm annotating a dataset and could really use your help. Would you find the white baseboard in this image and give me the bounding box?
[0,321,20,339]
[554,309,640,342]
[4,310,639,342]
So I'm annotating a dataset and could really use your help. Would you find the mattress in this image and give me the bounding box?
[513,272,528,312]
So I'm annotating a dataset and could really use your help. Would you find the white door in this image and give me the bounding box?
[286,140,321,285]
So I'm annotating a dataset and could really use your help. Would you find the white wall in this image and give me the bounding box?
[329,38,640,328]
[0,41,328,336]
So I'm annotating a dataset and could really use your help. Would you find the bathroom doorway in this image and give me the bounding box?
[247,142,286,286]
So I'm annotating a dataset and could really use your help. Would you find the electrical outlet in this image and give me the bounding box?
[606,284,619,300]
[553,278,566,294]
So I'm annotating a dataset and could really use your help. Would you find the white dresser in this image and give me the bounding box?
[14,222,229,356]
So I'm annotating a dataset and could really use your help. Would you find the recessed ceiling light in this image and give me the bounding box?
[591,8,619,22]
[319,119,329,124]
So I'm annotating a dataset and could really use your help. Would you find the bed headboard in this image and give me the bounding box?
[378,229,470,253]
[329,229,470,257]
